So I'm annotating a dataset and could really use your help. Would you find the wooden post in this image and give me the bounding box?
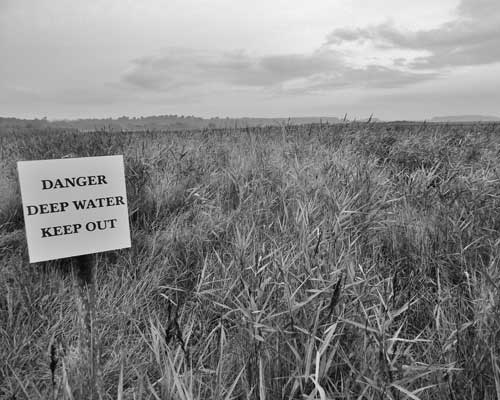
[73,253,96,399]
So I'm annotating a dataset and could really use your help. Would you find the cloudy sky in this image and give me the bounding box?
[1,0,499,120]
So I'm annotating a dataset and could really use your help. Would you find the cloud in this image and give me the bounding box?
[457,0,500,19]
[326,0,500,69]
[121,47,436,94]
[122,2,499,95]
[123,49,343,90]
[313,66,439,90]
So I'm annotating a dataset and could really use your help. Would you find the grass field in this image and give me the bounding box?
[1,122,500,399]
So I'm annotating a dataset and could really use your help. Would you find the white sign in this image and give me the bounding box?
[17,155,131,263]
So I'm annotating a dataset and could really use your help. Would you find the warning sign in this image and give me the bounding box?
[17,155,131,262]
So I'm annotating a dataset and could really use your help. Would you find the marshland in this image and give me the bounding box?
[1,121,500,399]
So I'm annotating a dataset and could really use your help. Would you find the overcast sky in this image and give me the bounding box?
[1,0,499,120]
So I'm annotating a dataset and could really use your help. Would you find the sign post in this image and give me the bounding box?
[73,253,97,397]
[17,155,131,398]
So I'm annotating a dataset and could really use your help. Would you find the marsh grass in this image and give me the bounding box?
[1,122,500,399]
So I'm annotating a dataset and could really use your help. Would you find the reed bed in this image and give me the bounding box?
[1,122,499,399]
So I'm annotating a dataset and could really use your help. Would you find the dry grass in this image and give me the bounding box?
[1,122,500,399]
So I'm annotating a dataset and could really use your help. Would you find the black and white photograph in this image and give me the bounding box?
[1,0,500,398]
